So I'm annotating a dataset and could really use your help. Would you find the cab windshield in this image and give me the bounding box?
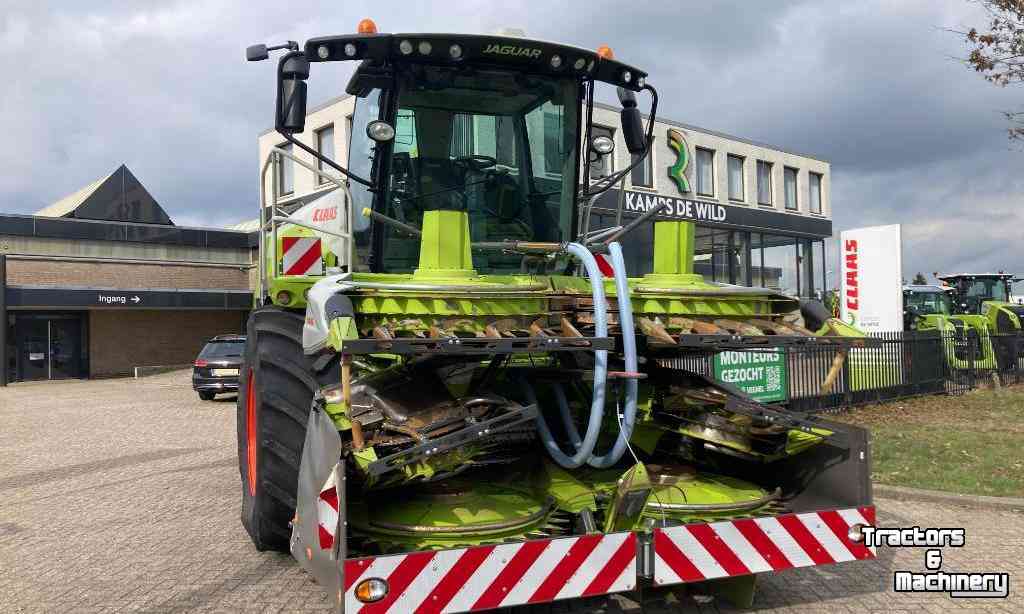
[963,278,1009,302]
[906,291,951,315]
[379,65,579,273]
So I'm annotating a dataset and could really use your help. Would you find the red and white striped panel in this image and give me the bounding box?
[653,506,876,586]
[281,236,324,276]
[341,532,636,613]
[317,474,339,550]
[593,253,614,278]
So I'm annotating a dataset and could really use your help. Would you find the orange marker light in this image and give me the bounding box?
[596,45,614,60]
[357,18,378,34]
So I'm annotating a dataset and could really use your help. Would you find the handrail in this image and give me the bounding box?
[258,147,356,300]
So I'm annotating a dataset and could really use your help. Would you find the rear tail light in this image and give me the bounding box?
[194,359,208,367]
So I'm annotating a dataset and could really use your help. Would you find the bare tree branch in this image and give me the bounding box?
[961,0,1024,138]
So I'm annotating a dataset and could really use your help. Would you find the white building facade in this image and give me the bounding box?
[257,96,831,297]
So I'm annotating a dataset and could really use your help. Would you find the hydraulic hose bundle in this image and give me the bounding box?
[524,241,639,469]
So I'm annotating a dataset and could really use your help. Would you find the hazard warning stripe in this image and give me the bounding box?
[653,507,876,586]
[326,494,871,609]
[594,253,614,277]
[340,533,636,613]
[281,236,323,276]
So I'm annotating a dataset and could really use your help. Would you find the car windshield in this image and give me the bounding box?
[200,341,244,359]
[373,65,579,274]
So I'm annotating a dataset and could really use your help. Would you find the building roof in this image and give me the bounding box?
[228,218,261,232]
[903,285,949,293]
[937,273,1016,280]
[34,165,174,225]
[35,171,115,218]
[591,102,828,164]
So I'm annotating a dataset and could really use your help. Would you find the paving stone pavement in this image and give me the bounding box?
[0,372,1021,613]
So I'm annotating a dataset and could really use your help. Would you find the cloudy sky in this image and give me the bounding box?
[2,0,1021,284]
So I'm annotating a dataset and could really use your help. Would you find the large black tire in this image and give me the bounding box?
[198,390,215,401]
[237,306,337,551]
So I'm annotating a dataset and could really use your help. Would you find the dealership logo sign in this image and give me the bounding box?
[844,238,859,325]
[666,128,691,194]
[623,190,727,223]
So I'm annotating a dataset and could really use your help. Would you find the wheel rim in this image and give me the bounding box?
[246,368,258,497]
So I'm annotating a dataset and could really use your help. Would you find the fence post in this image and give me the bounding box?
[0,254,6,387]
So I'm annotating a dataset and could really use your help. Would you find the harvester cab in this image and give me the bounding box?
[240,20,875,612]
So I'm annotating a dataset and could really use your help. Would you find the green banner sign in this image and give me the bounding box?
[713,349,787,402]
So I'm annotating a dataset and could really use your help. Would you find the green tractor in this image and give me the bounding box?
[902,283,999,370]
[240,20,874,612]
[938,273,1023,370]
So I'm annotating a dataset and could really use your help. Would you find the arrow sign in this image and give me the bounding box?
[131,296,141,304]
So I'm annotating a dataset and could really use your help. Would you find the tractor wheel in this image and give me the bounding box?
[236,305,338,551]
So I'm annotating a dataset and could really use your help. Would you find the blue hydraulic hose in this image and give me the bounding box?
[552,383,582,450]
[525,242,608,469]
[586,241,638,468]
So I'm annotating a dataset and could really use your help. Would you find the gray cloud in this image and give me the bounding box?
[2,0,1022,282]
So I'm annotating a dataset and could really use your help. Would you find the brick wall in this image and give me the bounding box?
[89,310,247,377]
[7,259,251,290]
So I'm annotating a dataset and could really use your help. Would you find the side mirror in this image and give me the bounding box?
[276,54,310,134]
[617,87,646,154]
[246,44,269,61]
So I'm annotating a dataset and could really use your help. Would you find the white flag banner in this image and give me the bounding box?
[286,188,351,260]
[840,224,904,332]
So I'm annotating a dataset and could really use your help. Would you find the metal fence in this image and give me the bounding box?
[677,331,1024,413]
[787,331,1024,412]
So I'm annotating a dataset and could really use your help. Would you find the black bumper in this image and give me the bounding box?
[192,376,240,392]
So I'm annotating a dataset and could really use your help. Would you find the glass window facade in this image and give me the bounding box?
[631,137,654,188]
[696,148,714,196]
[757,160,772,205]
[784,166,798,210]
[695,228,732,283]
[316,125,335,184]
[762,234,799,296]
[727,154,744,201]
[809,172,823,214]
[277,142,294,196]
[589,216,824,298]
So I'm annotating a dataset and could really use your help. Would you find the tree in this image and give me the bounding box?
[962,0,1024,140]
[912,272,928,285]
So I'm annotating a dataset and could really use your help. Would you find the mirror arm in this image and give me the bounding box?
[598,200,667,245]
[277,132,374,189]
[578,84,658,202]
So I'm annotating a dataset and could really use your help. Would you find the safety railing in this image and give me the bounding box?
[257,147,355,301]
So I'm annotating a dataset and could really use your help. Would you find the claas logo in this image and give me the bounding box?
[845,239,859,310]
[312,206,337,222]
